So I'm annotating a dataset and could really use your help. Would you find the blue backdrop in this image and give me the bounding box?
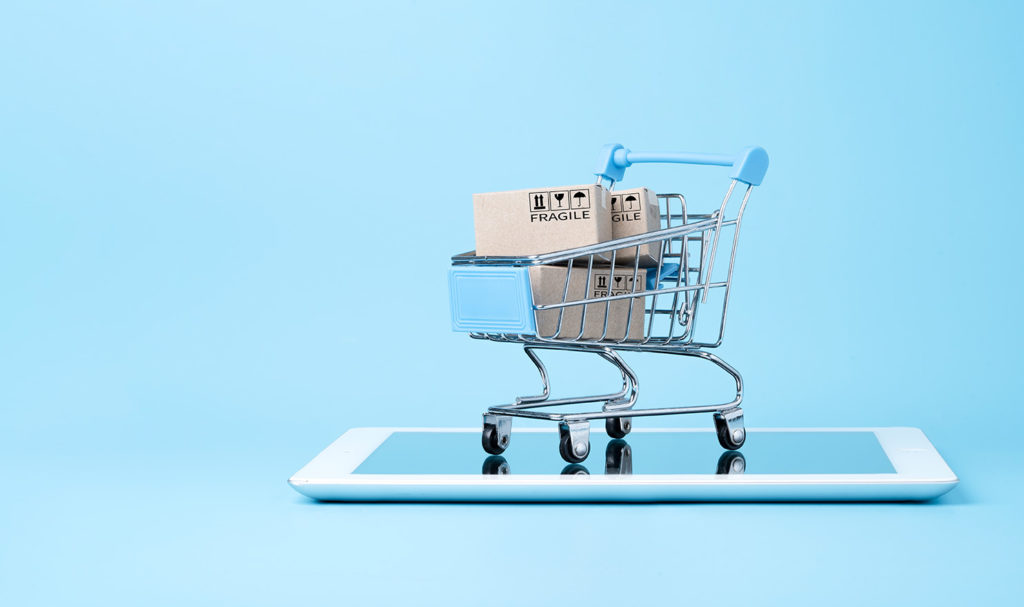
[2,1,1022,604]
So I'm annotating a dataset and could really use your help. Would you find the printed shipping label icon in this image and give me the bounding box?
[528,265,647,341]
[473,184,611,257]
[609,187,662,266]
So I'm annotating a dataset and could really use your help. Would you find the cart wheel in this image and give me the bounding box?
[482,455,510,475]
[482,423,509,455]
[558,429,590,464]
[605,416,632,439]
[716,451,746,475]
[605,439,633,475]
[714,410,746,450]
[561,464,590,476]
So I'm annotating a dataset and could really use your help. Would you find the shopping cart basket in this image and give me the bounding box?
[449,144,768,463]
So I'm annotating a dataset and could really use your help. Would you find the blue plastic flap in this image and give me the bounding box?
[449,266,536,334]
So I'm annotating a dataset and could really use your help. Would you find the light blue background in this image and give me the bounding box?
[2,1,1022,604]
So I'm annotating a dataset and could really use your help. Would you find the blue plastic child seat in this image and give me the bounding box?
[448,266,537,334]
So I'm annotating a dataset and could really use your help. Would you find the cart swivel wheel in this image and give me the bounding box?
[558,430,590,464]
[714,412,746,450]
[561,464,590,476]
[605,416,632,439]
[482,423,510,455]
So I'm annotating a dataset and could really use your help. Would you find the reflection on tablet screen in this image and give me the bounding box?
[354,431,896,476]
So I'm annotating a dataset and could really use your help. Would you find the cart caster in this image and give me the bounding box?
[605,439,633,475]
[716,451,746,475]
[558,421,591,464]
[714,407,746,450]
[482,415,512,455]
[605,416,632,439]
[482,455,510,475]
[561,464,590,476]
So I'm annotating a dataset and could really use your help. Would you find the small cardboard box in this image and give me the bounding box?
[473,184,611,257]
[609,187,662,266]
[529,265,647,340]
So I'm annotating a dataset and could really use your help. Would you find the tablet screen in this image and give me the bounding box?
[353,430,896,475]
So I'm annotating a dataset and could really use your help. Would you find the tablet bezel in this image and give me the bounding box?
[288,427,958,501]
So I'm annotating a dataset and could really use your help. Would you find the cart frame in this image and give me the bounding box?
[450,144,768,463]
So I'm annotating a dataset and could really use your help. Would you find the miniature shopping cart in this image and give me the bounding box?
[449,144,768,463]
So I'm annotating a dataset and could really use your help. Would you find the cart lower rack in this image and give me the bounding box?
[449,144,768,463]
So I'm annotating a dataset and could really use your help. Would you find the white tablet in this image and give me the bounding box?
[289,427,958,502]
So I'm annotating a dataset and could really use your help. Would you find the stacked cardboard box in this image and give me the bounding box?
[529,265,647,340]
[472,183,663,340]
[473,184,611,257]
[609,187,661,266]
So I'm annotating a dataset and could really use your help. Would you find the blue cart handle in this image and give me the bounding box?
[595,144,769,186]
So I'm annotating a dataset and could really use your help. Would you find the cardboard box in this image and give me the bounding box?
[609,187,662,266]
[473,184,611,257]
[529,265,647,340]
